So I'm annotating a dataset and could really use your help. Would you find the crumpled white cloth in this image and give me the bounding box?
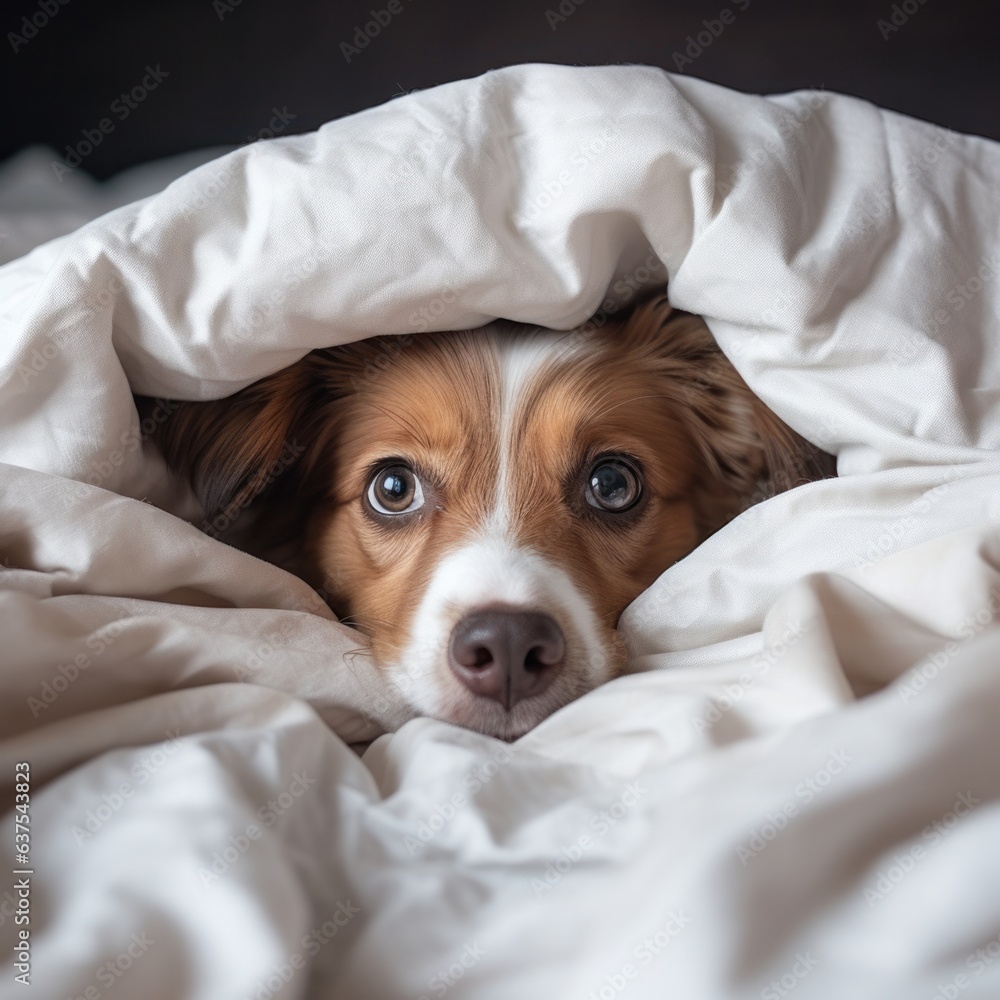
[2,63,999,999]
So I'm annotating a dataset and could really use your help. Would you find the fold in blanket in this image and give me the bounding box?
[2,64,1000,998]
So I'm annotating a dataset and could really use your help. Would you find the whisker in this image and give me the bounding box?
[591,393,672,423]
[338,612,395,634]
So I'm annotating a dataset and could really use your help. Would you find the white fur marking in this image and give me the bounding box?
[386,328,611,735]
[388,530,609,722]
[491,331,581,533]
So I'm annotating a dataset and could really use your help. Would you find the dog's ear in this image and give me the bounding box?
[136,355,329,530]
[618,292,834,523]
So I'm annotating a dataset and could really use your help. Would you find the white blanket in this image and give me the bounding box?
[3,64,1000,999]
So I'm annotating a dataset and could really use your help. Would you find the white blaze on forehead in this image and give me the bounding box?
[383,326,610,728]
[490,329,584,533]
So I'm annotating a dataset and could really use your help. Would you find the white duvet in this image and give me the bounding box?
[2,64,1000,999]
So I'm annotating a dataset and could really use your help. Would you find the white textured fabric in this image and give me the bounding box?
[0,145,232,265]
[2,64,1000,999]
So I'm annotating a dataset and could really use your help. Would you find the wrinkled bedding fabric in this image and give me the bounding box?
[2,64,1000,999]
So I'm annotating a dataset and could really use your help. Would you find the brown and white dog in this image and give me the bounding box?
[141,292,833,740]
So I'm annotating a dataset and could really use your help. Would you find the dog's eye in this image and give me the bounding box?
[367,464,425,516]
[586,458,642,512]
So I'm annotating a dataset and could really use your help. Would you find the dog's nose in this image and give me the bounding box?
[449,610,564,709]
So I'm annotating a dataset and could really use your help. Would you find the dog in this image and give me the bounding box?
[139,292,834,739]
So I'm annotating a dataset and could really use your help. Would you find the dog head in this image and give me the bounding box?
[144,293,830,739]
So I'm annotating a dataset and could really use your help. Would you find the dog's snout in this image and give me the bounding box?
[449,610,564,709]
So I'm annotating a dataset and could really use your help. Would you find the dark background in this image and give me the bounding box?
[1,0,997,178]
